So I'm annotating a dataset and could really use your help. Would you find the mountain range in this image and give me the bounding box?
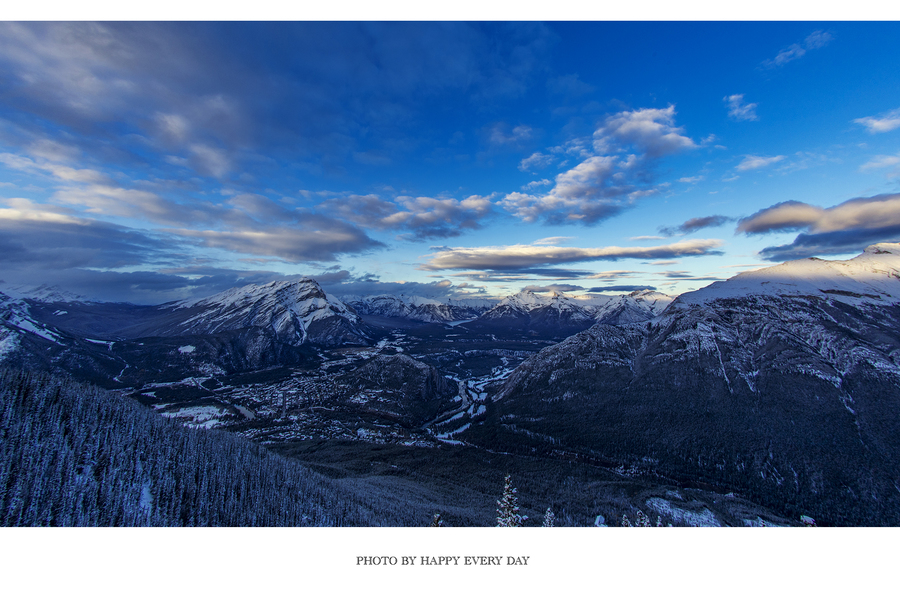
[486,243,900,524]
[4,244,900,524]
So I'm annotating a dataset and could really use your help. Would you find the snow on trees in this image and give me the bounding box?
[496,474,526,527]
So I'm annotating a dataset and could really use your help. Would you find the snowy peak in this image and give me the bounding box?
[475,289,672,334]
[168,278,367,346]
[680,242,900,306]
[496,290,547,310]
[342,294,492,323]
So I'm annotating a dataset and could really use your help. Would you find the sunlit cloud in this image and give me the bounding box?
[501,106,695,225]
[737,193,900,261]
[583,270,639,279]
[592,105,696,158]
[532,236,575,246]
[420,239,724,273]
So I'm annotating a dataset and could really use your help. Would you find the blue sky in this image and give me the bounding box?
[1,21,900,302]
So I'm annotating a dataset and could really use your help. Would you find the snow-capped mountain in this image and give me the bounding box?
[343,294,492,323]
[0,290,130,382]
[470,289,673,336]
[0,283,89,304]
[161,279,369,346]
[679,242,900,306]
[578,289,674,324]
[491,244,900,525]
[1,279,372,384]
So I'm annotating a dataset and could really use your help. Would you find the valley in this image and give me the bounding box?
[5,244,900,525]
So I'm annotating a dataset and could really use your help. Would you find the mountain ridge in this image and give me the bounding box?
[487,244,900,525]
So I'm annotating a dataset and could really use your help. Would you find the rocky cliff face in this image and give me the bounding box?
[159,279,369,346]
[492,244,900,525]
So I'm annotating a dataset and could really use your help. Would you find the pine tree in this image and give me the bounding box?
[542,507,555,527]
[621,510,664,527]
[496,474,525,527]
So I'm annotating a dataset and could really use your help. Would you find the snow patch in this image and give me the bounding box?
[645,497,721,527]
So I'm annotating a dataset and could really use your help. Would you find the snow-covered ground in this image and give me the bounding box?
[160,404,230,429]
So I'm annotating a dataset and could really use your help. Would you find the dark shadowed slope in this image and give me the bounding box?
[491,244,900,525]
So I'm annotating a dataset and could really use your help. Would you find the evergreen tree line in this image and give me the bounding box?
[0,370,422,526]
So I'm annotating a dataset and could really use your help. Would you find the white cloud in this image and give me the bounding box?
[521,179,552,191]
[188,143,231,178]
[419,239,724,272]
[804,30,834,50]
[318,193,494,240]
[860,154,900,174]
[854,108,900,134]
[501,156,632,224]
[736,155,785,171]
[593,105,696,157]
[518,152,554,172]
[737,194,900,235]
[762,30,833,68]
[532,236,575,246]
[488,123,534,147]
[584,270,638,279]
[0,152,111,185]
[0,201,84,226]
[769,44,806,67]
[724,94,758,121]
[155,113,191,142]
[501,106,695,225]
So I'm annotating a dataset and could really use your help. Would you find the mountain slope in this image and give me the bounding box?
[158,279,369,346]
[2,279,372,385]
[489,244,900,525]
[0,369,422,526]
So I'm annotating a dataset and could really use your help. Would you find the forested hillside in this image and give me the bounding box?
[0,370,421,526]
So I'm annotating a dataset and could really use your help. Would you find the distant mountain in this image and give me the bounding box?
[580,290,674,325]
[343,294,493,323]
[489,244,900,525]
[0,283,89,304]
[2,279,372,384]
[0,291,133,383]
[157,279,369,346]
[469,289,673,336]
